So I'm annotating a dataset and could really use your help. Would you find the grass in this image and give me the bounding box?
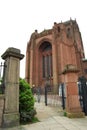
[32,117,40,123]
[64,111,67,117]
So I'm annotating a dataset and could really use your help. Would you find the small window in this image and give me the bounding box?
[67,28,71,38]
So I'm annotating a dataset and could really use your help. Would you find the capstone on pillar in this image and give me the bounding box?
[1,47,24,127]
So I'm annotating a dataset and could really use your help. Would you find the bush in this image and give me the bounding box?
[19,78,36,123]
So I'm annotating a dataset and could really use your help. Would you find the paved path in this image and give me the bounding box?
[0,101,87,130]
[22,102,87,130]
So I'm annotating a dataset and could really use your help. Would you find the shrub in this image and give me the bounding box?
[19,78,36,123]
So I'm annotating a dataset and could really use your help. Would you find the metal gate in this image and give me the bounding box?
[78,76,87,115]
[59,83,66,110]
[0,62,6,94]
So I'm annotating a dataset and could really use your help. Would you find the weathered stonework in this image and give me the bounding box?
[0,95,5,126]
[25,19,86,93]
[82,59,87,79]
[62,64,85,117]
[1,47,24,127]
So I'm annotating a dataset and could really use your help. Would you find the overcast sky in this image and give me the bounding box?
[0,0,87,78]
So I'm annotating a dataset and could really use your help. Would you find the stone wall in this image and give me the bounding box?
[25,19,85,93]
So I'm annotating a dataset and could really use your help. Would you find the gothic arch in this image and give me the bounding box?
[39,41,52,77]
[36,38,52,50]
[35,39,53,87]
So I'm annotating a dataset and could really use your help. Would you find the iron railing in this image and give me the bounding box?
[0,62,6,94]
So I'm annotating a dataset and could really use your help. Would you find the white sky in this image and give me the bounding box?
[0,0,87,78]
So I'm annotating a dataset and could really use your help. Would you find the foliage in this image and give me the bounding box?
[19,78,36,123]
[64,111,67,117]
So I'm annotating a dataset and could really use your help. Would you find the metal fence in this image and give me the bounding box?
[0,62,6,94]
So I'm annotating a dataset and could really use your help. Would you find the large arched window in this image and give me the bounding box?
[39,41,53,78]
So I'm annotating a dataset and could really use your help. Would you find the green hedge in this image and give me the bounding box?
[19,78,36,123]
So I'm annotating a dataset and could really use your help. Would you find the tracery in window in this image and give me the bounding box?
[39,41,52,78]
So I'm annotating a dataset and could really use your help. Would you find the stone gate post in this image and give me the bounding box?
[62,64,85,118]
[1,47,24,127]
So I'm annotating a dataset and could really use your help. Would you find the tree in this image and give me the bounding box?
[19,78,36,123]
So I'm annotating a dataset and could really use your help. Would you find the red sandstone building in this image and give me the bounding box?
[25,19,87,93]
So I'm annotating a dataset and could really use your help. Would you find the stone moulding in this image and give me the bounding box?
[32,29,52,40]
[62,64,79,74]
[1,47,24,60]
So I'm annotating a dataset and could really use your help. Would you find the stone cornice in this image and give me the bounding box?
[62,64,79,74]
[1,47,24,60]
[37,29,52,37]
[31,29,52,40]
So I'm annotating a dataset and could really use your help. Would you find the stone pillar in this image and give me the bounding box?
[52,44,58,93]
[35,50,39,87]
[0,95,5,127]
[62,64,85,118]
[1,47,24,127]
[29,49,33,86]
[25,45,29,82]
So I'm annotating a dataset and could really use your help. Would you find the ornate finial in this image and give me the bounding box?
[75,18,77,22]
[35,30,38,33]
[54,22,57,25]
[70,17,72,25]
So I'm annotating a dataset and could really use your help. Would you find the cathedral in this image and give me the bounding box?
[25,19,87,93]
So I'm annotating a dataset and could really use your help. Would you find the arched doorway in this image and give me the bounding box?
[39,41,53,88]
